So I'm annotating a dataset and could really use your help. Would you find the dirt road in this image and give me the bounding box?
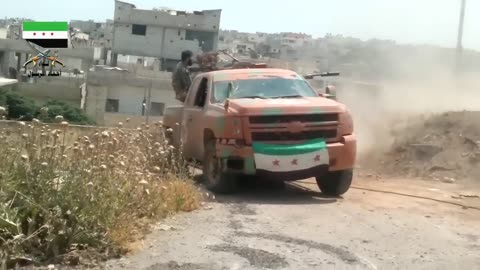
[105,178,480,270]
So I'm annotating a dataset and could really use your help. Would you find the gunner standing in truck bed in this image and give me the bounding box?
[172,50,194,103]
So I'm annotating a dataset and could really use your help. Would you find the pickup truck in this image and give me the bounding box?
[163,67,356,195]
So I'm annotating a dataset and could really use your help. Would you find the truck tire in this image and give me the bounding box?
[203,140,237,194]
[315,169,353,196]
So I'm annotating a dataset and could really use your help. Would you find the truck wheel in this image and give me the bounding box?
[315,169,353,196]
[203,140,237,194]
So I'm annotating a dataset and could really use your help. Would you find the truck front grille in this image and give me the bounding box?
[249,113,338,124]
[248,113,340,142]
[251,129,338,142]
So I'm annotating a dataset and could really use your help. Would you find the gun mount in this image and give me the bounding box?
[193,50,268,73]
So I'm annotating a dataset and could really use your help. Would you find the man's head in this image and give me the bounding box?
[181,50,193,66]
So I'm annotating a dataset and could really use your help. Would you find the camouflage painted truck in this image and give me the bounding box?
[163,64,356,195]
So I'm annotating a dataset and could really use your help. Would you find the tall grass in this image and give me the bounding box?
[0,119,199,269]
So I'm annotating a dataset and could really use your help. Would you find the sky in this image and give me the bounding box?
[2,0,479,50]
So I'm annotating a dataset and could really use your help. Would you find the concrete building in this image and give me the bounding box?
[111,0,222,71]
[265,37,281,57]
[0,20,177,127]
[86,68,176,125]
[70,19,114,49]
[71,32,90,48]
[6,24,21,39]
[280,32,313,48]
[0,28,7,39]
[70,20,99,34]
[231,39,255,55]
[246,32,267,44]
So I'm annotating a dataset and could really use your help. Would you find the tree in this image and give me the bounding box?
[0,90,37,121]
[40,100,95,125]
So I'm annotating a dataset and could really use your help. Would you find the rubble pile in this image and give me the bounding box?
[372,111,480,182]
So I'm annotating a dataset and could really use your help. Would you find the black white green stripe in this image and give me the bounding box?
[22,22,69,48]
[252,139,329,173]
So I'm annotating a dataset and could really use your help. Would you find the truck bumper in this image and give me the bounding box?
[216,135,356,179]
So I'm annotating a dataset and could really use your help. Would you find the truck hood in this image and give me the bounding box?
[225,97,346,116]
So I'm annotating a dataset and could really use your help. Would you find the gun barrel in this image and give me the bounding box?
[219,50,240,63]
[303,72,340,79]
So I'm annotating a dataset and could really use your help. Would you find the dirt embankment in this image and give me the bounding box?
[361,111,480,182]
[337,71,480,184]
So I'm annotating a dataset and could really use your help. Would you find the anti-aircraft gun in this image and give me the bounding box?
[303,71,341,100]
[190,50,268,75]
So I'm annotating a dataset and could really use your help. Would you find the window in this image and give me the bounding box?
[131,24,147,35]
[150,102,165,116]
[211,76,317,104]
[194,78,208,107]
[105,99,119,112]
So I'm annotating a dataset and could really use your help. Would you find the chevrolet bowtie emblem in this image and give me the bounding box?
[287,121,304,133]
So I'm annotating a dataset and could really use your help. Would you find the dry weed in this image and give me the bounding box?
[0,119,200,269]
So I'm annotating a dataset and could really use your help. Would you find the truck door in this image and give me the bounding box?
[182,76,209,160]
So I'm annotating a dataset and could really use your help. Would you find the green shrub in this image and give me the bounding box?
[0,90,37,121]
[39,100,95,125]
[0,90,95,125]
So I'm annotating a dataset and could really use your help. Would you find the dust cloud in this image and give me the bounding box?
[337,52,480,158]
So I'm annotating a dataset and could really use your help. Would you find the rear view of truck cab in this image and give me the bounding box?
[164,66,356,196]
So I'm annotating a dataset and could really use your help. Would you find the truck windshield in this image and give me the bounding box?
[211,77,318,103]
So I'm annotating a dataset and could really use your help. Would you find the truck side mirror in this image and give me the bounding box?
[317,88,337,100]
[319,93,337,100]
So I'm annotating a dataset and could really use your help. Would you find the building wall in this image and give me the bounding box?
[86,69,180,125]
[0,28,7,39]
[246,33,267,44]
[70,20,98,33]
[281,38,306,48]
[106,85,175,115]
[85,84,107,124]
[0,51,16,78]
[112,0,221,62]
[14,77,84,107]
[114,1,221,31]
[112,24,201,59]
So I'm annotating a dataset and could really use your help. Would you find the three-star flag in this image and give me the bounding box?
[253,139,329,173]
[22,22,69,48]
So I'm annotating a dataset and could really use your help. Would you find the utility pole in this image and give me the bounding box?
[145,79,152,124]
[456,0,466,70]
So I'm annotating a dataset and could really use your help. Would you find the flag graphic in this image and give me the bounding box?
[22,22,69,48]
[252,138,329,174]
